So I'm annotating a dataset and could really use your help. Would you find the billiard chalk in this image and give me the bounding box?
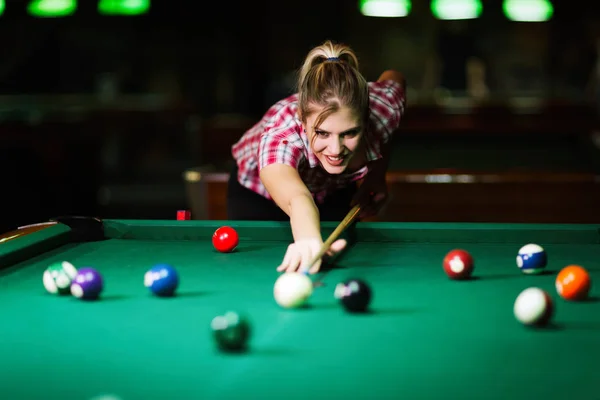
[177,210,191,220]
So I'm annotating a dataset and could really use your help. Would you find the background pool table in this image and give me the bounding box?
[1,218,599,400]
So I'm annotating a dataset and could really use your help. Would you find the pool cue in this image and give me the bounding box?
[302,204,361,275]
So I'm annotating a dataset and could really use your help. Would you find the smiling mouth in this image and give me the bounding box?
[324,154,347,166]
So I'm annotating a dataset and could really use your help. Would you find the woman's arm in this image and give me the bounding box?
[377,69,406,86]
[259,163,321,241]
[372,68,406,171]
[352,70,406,217]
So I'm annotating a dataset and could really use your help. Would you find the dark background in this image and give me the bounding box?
[1,0,600,233]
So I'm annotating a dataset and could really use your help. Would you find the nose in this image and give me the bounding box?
[328,136,343,154]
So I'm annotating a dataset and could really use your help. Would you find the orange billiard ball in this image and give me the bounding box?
[555,265,591,301]
[443,249,474,280]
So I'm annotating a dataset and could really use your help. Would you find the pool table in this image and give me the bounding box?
[1,217,599,400]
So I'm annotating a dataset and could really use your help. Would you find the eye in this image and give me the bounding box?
[315,130,329,137]
[342,130,360,138]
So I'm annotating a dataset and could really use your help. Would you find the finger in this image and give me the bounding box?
[277,256,290,271]
[285,251,302,273]
[298,244,316,273]
[277,245,294,271]
[309,259,321,274]
[330,238,347,254]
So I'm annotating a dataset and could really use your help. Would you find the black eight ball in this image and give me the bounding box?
[334,278,372,312]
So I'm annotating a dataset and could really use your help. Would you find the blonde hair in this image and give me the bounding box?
[297,40,369,130]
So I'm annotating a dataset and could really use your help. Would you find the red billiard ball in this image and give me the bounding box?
[443,249,474,280]
[212,226,239,252]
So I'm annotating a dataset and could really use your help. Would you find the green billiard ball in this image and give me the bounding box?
[43,261,78,295]
[210,311,251,352]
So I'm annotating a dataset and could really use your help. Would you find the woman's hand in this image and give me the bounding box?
[276,237,347,274]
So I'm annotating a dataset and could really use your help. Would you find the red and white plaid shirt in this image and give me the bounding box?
[231,79,406,203]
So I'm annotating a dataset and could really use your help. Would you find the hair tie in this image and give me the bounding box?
[326,57,339,61]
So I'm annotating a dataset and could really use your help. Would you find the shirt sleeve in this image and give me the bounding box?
[258,129,304,171]
[368,80,406,143]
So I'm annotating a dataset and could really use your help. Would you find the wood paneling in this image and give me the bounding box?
[184,170,600,223]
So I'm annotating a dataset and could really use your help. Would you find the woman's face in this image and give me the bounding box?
[303,106,363,175]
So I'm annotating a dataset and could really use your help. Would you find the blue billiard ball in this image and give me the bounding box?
[516,244,547,274]
[144,264,179,297]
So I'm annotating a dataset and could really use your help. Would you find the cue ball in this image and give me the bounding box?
[43,261,78,295]
[212,226,239,253]
[516,243,547,274]
[144,264,179,297]
[443,249,474,280]
[210,311,251,352]
[556,265,591,301]
[334,278,372,313]
[513,287,554,327]
[70,267,103,300]
[273,272,313,309]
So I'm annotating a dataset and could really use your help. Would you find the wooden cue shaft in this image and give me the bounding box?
[304,204,361,271]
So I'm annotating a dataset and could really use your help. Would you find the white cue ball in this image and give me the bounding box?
[273,272,313,309]
[513,287,554,327]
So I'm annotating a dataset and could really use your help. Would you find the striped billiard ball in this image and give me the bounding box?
[43,261,78,295]
[516,244,547,275]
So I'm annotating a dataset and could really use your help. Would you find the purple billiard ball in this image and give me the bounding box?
[144,264,179,297]
[70,267,103,300]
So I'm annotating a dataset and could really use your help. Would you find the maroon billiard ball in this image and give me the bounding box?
[443,249,474,280]
[212,226,239,253]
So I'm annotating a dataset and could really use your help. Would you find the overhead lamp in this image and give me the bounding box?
[27,0,76,17]
[503,0,553,22]
[359,0,411,17]
[98,0,150,15]
[431,0,482,20]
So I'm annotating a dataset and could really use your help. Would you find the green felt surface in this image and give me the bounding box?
[1,220,599,400]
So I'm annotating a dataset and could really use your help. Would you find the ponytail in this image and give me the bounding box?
[296,40,369,130]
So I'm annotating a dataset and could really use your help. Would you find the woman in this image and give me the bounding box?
[228,40,406,274]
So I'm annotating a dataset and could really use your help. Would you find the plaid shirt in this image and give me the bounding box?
[231,79,405,203]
